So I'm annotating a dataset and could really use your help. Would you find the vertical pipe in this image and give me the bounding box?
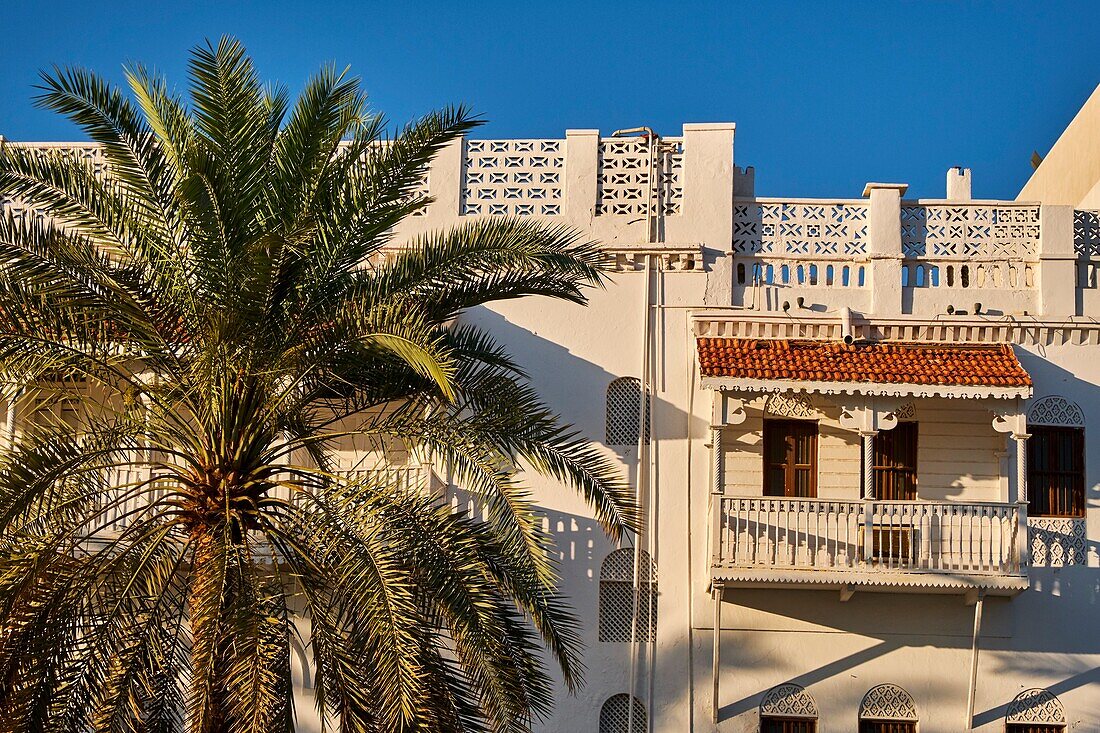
[645,255,664,724]
[712,583,722,723]
[966,592,985,730]
[627,253,652,733]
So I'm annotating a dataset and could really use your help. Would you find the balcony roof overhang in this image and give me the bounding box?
[711,567,1029,597]
[697,338,1033,401]
[699,375,1030,400]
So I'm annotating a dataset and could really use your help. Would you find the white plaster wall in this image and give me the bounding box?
[239,121,1100,732]
[1018,82,1100,206]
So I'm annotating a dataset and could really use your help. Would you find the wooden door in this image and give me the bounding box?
[763,420,818,498]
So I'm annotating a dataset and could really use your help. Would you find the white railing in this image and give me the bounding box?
[712,496,1022,576]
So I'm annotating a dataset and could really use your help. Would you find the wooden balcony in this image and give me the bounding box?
[710,496,1029,595]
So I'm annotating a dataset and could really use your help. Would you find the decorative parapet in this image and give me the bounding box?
[732,200,869,256]
[1029,517,1086,567]
[460,139,564,217]
[692,312,1100,347]
[1074,209,1100,257]
[900,203,1040,260]
[1075,209,1100,288]
[596,136,684,216]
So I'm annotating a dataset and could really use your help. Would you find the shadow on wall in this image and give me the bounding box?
[457,297,704,445]
[708,571,1100,726]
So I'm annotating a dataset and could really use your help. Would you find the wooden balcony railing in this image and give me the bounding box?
[711,496,1024,578]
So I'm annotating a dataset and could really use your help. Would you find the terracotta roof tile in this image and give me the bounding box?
[696,339,1031,388]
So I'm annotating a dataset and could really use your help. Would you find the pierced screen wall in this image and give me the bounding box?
[599,694,647,733]
[460,139,564,216]
[1028,396,1085,428]
[595,137,683,217]
[1006,688,1066,727]
[606,378,650,446]
[598,548,657,642]
[760,683,819,720]
[859,684,918,722]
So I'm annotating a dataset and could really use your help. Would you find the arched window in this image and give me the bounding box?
[760,683,818,732]
[1027,396,1086,518]
[606,377,650,446]
[599,693,647,733]
[598,548,657,642]
[1006,688,1066,732]
[859,684,917,733]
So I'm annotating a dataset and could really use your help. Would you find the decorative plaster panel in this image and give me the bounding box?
[1005,688,1066,724]
[859,684,918,722]
[1028,396,1085,427]
[1029,517,1086,566]
[759,684,818,719]
[764,393,816,418]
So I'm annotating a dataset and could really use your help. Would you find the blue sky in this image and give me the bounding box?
[2,1,1098,199]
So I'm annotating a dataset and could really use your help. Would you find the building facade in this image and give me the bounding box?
[5,98,1100,732]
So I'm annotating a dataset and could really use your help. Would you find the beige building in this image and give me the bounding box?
[6,87,1100,733]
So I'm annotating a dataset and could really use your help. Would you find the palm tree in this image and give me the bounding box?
[0,37,635,733]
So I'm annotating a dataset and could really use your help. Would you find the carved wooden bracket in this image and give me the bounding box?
[838,397,905,434]
[712,391,746,427]
[991,399,1028,438]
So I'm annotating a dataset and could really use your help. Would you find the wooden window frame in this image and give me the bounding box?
[872,422,918,501]
[763,419,818,498]
[1005,725,1065,733]
[760,717,817,733]
[1027,426,1085,518]
[857,722,916,733]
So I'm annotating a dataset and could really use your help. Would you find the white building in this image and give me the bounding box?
[389,113,1099,733]
[7,91,1100,732]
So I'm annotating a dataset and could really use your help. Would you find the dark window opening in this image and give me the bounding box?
[763,420,818,498]
[858,722,916,733]
[873,422,918,501]
[1027,426,1085,517]
[761,718,817,733]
